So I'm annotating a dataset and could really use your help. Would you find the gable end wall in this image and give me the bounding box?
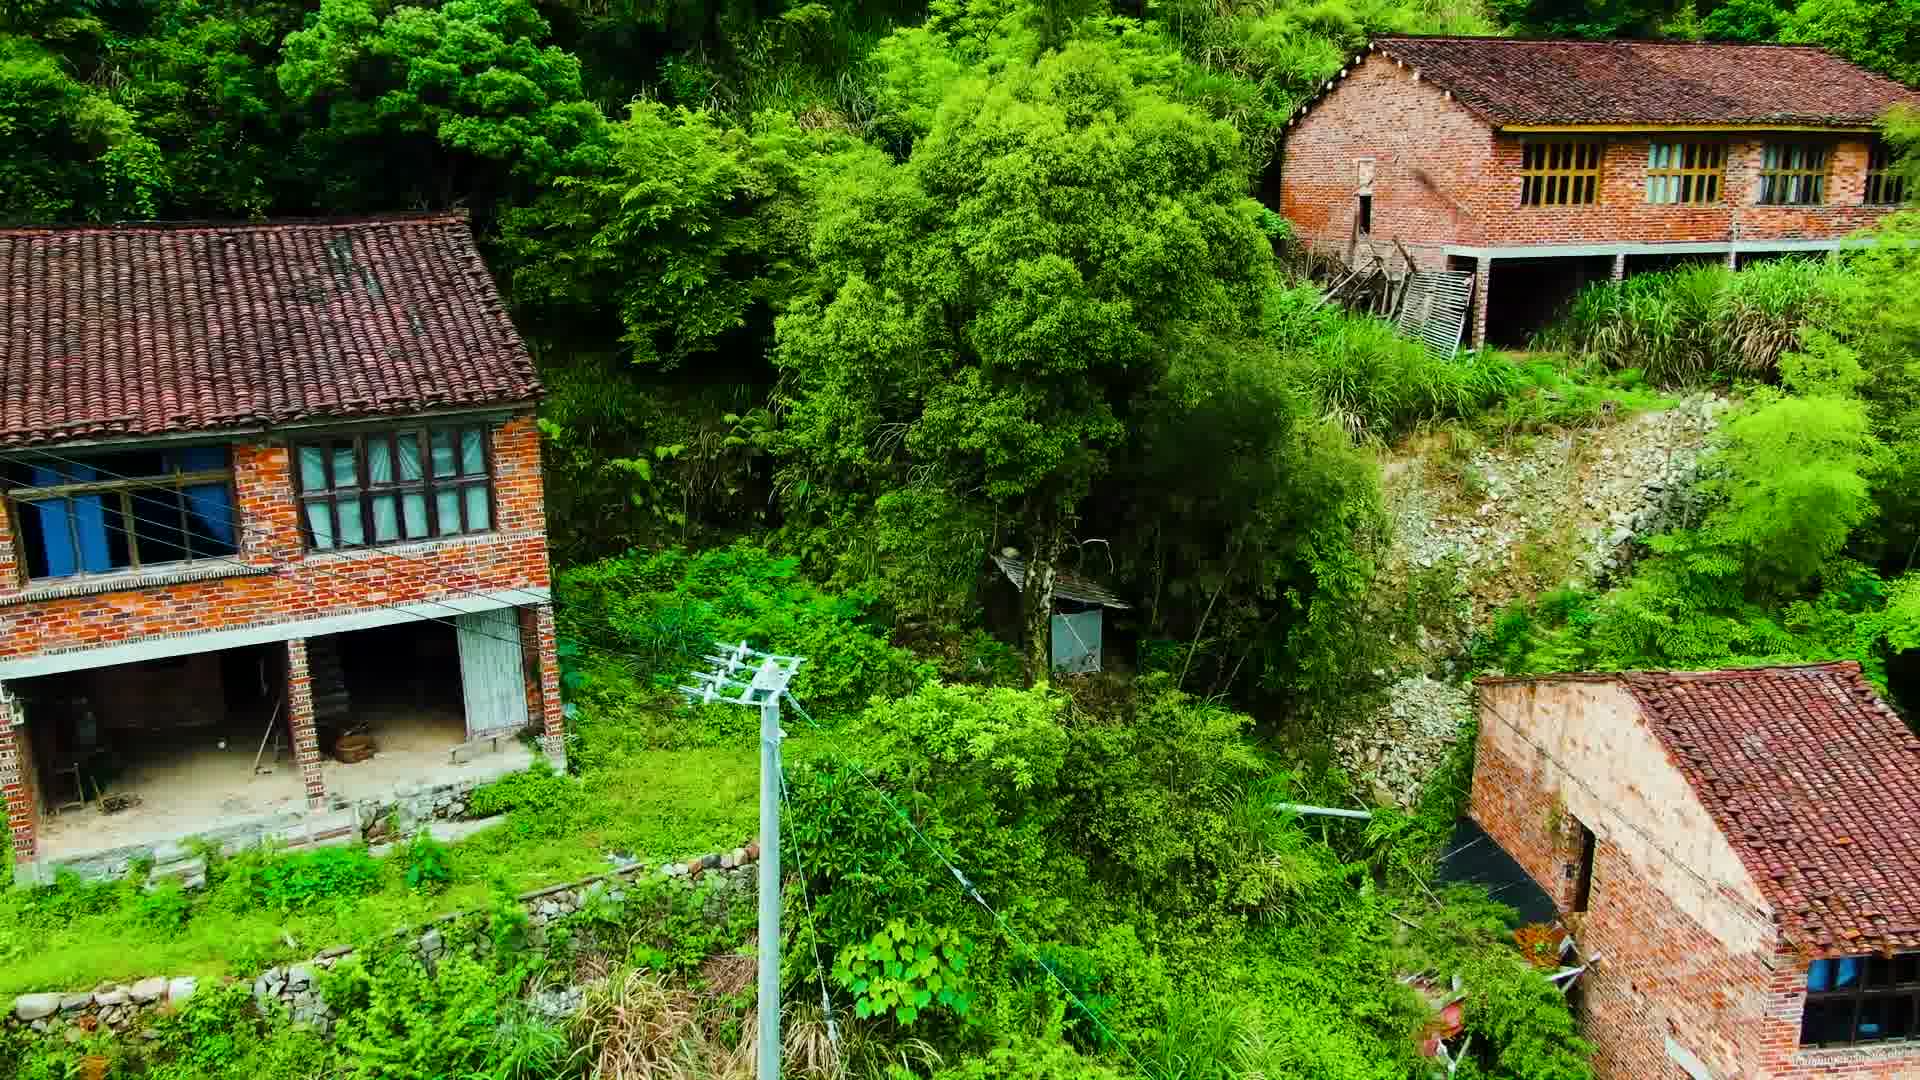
[1473,680,1773,1079]
[1279,54,1497,270]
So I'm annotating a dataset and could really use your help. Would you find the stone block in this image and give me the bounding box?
[168,977,198,1004]
[59,992,92,1012]
[14,993,61,1022]
[129,977,167,1005]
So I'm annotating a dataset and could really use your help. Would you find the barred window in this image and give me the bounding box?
[292,426,493,551]
[1802,954,1920,1047]
[1758,143,1829,206]
[1646,142,1724,205]
[2,447,238,582]
[1867,140,1907,205]
[1520,141,1604,206]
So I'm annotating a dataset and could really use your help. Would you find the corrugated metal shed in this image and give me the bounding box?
[991,554,1132,610]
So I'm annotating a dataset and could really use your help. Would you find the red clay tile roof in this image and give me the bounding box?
[1620,662,1920,953]
[1370,35,1920,127]
[0,214,541,447]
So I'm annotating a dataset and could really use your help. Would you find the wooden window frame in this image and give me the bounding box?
[1867,140,1906,206]
[2,464,237,583]
[1646,141,1725,205]
[290,424,497,553]
[1758,142,1830,206]
[1519,140,1605,207]
[1802,954,1920,1047]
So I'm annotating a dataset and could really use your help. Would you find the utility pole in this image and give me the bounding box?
[683,642,805,1080]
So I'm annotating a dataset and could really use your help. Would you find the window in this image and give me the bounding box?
[1802,954,1920,1047]
[1357,194,1373,235]
[1758,143,1829,205]
[292,425,493,551]
[1867,140,1906,205]
[1520,141,1604,206]
[1646,142,1724,205]
[1570,821,1596,913]
[1,447,238,582]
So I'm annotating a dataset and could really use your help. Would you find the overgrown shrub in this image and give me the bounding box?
[1535,258,1842,383]
[404,831,454,893]
[1267,287,1527,440]
[468,760,577,838]
[556,543,934,723]
[254,846,382,911]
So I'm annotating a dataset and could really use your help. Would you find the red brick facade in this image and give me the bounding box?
[1278,52,1910,347]
[1473,677,1920,1079]
[1280,54,1901,267]
[0,686,36,864]
[0,412,563,860]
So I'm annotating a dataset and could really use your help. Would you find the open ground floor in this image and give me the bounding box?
[0,600,562,883]
[1441,237,1853,349]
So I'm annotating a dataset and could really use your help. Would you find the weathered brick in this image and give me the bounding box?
[1473,674,1920,1079]
[0,413,562,851]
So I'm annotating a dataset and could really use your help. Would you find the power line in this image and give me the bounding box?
[0,443,721,684]
[6,487,545,661]
[0,443,556,615]
[779,762,842,1063]
[1474,696,1782,942]
[777,693,1162,1080]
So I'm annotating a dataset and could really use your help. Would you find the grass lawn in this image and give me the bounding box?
[0,738,830,996]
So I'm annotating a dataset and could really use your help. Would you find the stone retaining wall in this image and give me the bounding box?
[7,842,761,1037]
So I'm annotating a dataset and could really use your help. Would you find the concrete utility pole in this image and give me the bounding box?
[683,642,805,1080]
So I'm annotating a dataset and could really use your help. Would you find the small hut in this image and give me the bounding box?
[990,553,1133,674]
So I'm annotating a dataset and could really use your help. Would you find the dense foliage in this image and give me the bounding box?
[12,0,1920,1074]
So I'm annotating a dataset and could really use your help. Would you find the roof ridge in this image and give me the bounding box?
[1374,32,1836,50]
[0,210,472,237]
[1474,660,1863,687]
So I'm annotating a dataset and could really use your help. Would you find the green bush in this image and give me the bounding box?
[556,543,934,723]
[329,951,559,1080]
[404,832,454,893]
[255,846,381,911]
[1267,289,1527,441]
[468,760,577,838]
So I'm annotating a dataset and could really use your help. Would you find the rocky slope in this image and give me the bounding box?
[1337,393,1729,806]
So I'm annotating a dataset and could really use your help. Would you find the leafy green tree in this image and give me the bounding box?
[107,0,307,216]
[277,0,608,210]
[1783,0,1920,83]
[1695,392,1881,592]
[1488,0,1684,37]
[0,35,168,223]
[504,104,853,367]
[775,38,1276,678]
[1700,0,1792,39]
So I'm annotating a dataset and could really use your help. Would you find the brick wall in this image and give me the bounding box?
[1472,679,1920,1079]
[1280,55,1497,269]
[0,685,36,861]
[0,412,561,832]
[284,638,326,811]
[1279,54,1902,261]
[0,414,552,659]
[518,603,565,762]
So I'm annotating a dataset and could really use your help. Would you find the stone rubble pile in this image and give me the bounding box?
[1355,394,1728,808]
[1389,393,1726,626]
[1335,674,1473,809]
[9,977,198,1035]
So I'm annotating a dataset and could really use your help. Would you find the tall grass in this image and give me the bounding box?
[1274,302,1525,441]
[1534,258,1842,384]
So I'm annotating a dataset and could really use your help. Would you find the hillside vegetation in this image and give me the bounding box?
[9,0,1920,1077]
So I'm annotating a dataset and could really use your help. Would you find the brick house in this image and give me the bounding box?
[1277,37,1920,347]
[0,214,564,881]
[1473,663,1920,1079]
